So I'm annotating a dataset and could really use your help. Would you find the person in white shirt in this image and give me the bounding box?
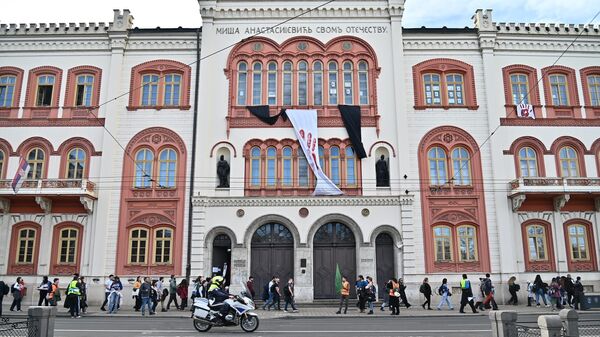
[156,277,165,312]
[100,274,114,311]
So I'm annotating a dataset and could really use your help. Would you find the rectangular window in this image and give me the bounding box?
[587,75,600,106]
[313,71,323,105]
[283,157,292,186]
[164,74,181,106]
[343,72,353,105]
[75,75,94,107]
[298,72,307,106]
[550,75,569,106]
[266,158,276,186]
[446,74,464,105]
[36,75,55,107]
[283,72,292,105]
[141,75,159,106]
[267,72,277,105]
[252,72,262,105]
[328,72,338,105]
[423,74,441,105]
[358,71,368,105]
[510,74,529,105]
[0,75,16,107]
[298,154,309,187]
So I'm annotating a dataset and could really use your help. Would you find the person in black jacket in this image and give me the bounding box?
[0,280,10,317]
[398,278,411,308]
[420,278,432,310]
[533,274,548,307]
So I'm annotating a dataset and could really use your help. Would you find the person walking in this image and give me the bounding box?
[420,278,432,310]
[533,274,548,307]
[166,275,179,311]
[549,277,562,311]
[177,278,189,310]
[37,276,51,306]
[246,276,255,299]
[133,276,142,311]
[482,274,498,310]
[0,279,10,316]
[140,277,154,316]
[355,275,368,313]
[262,276,276,310]
[156,276,166,312]
[388,278,400,315]
[564,274,574,308]
[283,278,298,313]
[572,276,586,310]
[78,276,88,314]
[526,280,534,306]
[150,280,159,313]
[336,276,350,314]
[107,276,123,314]
[398,278,411,308]
[268,278,281,311]
[10,277,25,312]
[100,274,114,311]
[459,274,478,314]
[507,276,519,305]
[380,278,392,311]
[436,278,454,310]
[66,274,81,318]
[48,278,60,307]
[365,276,376,314]
[192,276,204,302]
[474,277,486,311]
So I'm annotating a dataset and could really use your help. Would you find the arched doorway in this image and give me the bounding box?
[212,234,232,285]
[313,222,356,299]
[250,223,294,300]
[375,233,394,299]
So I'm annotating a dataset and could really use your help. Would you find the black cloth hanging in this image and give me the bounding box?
[246,105,287,125]
[338,105,367,159]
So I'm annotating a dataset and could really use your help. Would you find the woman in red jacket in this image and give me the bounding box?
[177,279,189,310]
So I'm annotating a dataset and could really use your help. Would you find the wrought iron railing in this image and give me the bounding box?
[579,321,600,337]
[0,318,37,337]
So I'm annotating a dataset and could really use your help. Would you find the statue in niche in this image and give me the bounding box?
[376,154,390,187]
[217,155,230,188]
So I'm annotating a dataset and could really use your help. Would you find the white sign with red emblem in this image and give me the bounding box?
[517,103,535,119]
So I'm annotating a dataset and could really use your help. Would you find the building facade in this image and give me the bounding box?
[1,1,600,303]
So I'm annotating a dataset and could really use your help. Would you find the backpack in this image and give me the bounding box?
[438,285,444,296]
[0,281,9,296]
[514,284,521,292]
[262,283,270,301]
[419,284,426,294]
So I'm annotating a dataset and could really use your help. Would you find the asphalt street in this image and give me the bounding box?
[53,312,600,337]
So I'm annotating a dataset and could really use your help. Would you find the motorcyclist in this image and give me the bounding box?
[208,276,232,321]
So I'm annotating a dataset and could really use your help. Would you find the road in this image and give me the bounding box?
[53,312,600,337]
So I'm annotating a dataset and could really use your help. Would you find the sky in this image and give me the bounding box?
[0,0,598,29]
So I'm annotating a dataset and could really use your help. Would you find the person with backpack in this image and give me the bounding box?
[283,278,298,313]
[48,278,60,307]
[436,278,453,310]
[355,275,368,313]
[482,273,498,310]
[507,276,520,305]
[10,277,25,312]
[107,276,123,314]
[37,276,52,306]
[419,278,432,310]
[177,278,189,310]
[459,274,478,314]
[336,276,350,314]
[267,278,281,311]
[150,280,159,313]
[262,276,276,310]
[140,277,154,316]
[166,275,179,311]
[365,276,376,315]
[0,279,10,316]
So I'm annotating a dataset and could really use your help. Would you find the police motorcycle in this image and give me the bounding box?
[192,281,259,333]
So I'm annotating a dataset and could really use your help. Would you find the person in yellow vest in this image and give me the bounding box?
[389,278,400,315]
[66,274,81,318]
[459,274,478,314]
[335,276,350,314]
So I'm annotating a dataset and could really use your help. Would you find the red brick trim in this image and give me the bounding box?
[499,118,600,127]
[0,138,14,179]
[563,219,598,272]
[506,136,548,178]
[15,137,54,178]
[412,58,478,110]
[57,138,101,179]
[0,66,24,118]
[49,222,83,275]
[550,136,588,177]
[23,66,63,119]
[520,220,556,272]
[7,222,42,275]
[0,118,105,127]
[127,59,191,111]
[591,138,600,177]
[501,64,542,118]
[368,141,397,157]
[210,141,237,158]
[541,65,581,118]
[63,66,102,119]
[580,66,600,118]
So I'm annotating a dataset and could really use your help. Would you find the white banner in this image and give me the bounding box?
[286,109,343,196]
[517,103,535,119]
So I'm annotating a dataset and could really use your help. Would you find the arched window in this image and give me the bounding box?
[16,228,37,264]
[358,61,369,105]
[451,147,471,185]
[154,227,173,264]
[328,61,338,105]
[27,147,45,180]
[346,146,356,186]
[66,148,86,179]
[586,75,600,106]
[550,74,569,105]
[267,62,277,105]
[433,226,452,262]
[298,61,308,105]
[518,147,538,177]
[457,225,477,262]
[428,147,447,185]
[282,61,293,105]
[58,227,78,264]
[159,148,177,188]
[330,146,341,186]
[282,147,293,186]
[298,150,309,187]
[252,62,262,105]
[526,224,547,261]
[0,150,4,179]
[559,146,579,177]
[35,75,55,107]
[343,61,353,104]
[266,147,277,187]
[318,146,325,170]
[567,224,589,261]
[0,75,17,107]
[423,74,441,105]
[141,74,159,106]
[250,147,261,187]
[75,75,94,107]
[313,61,323,105]
[129,228,148,264]
[237,62,247,105]
[446,74,464,105]
[164,74,181,106]
[510,73,530,105]
[134,149,154,188]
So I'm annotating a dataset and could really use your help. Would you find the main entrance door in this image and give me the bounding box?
[212,234,232,285]
[313,222,356,299]
[250,223,294,300]
[375,232,395,299]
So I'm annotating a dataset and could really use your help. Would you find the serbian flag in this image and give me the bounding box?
[11,158,30,194]
[517,103,535,119]
[286,109,342,196]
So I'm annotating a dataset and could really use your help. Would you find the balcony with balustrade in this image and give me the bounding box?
[508,177,600,212]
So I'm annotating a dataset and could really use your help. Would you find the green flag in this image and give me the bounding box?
[335,263,342,295]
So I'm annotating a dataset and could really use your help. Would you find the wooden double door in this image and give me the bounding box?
[313,222,356,299]
[375,233,395,299]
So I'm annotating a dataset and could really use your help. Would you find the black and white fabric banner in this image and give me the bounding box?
[286,109,343,196]
[246,105,287,125]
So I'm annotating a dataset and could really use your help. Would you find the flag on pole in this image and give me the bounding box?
[11,157,30,194]
[335,263,342,295]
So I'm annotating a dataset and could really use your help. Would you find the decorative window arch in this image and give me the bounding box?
[506,136,548,177]
[541,65,581,118]
[50,222,84,275]
[134,148,154,188]
[580,66,600,118]
[563,220,597,272]
[127,60,191,110]
[550,137,587,178]
[26,147,46,180]
[451,147,471,185]
[501,64,541,118]
[63,65,102,118]
[0,149,5,180]
[57,137,99,179]
[428,147,447,185]
[252,62,263,106]
[158,148,177,188]
[7,222,42,275]
[0,66,24,118]
[412,58,478,110]
[65,148,86,179]
[518,147,539,178]
[128,227,149,264]
[23,66,62,118]
[521,220,555,272]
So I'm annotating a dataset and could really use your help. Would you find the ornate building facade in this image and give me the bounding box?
[1,1,599,302]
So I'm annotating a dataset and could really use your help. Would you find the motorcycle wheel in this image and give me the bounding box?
[240,315,259,333]
[193,319,212,332]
